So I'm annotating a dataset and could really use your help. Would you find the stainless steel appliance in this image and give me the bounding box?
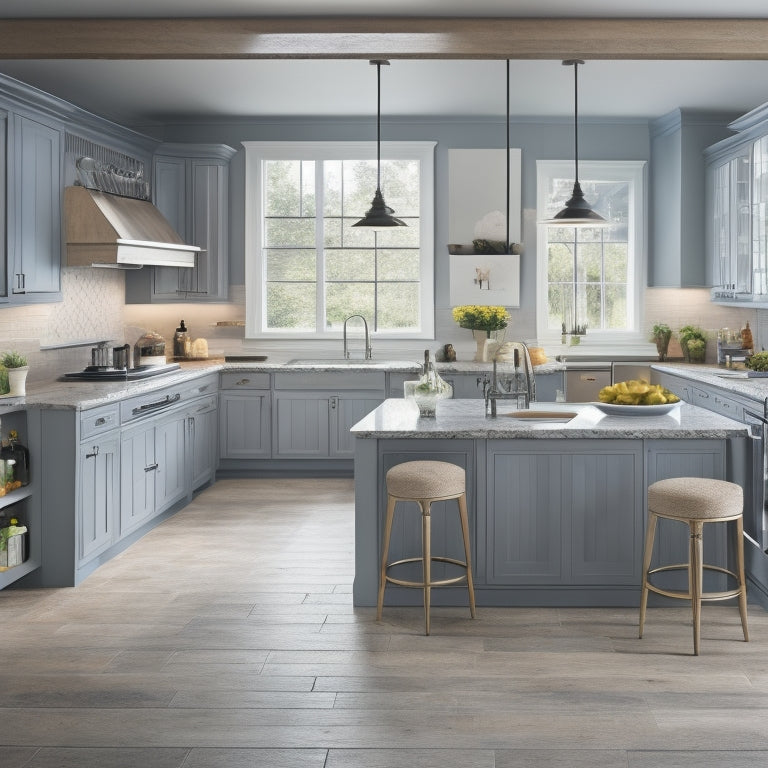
[62,362,180,381]
[564,361,611,402]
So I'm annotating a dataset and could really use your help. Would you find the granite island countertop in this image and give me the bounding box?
[350,398,748,440]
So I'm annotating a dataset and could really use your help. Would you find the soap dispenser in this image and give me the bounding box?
[173,320,191,359]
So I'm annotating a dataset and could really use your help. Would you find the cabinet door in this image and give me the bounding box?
[0,112,7,302]
[151,156,187,299]
[272,392,330,458]
[567,448,643,584]
[189,400,218,491]
[532,371,565,403]
[155,412,187,513]
[219,391,271,459]
[753,137,768,298]
[120,422,156,536]
[443,373,483,399]
[79,433,119,564]
[185,159,228,300]
[10,114,61,297]
[486,449,563,584]
[330,394,384,457]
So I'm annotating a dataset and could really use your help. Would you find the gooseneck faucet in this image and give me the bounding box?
[343,314,372,360]
[481,341,537,417]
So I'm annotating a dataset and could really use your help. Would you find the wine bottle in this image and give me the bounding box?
[1,429,29,487]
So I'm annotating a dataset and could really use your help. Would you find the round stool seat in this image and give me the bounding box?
[648,477,743,520]
[386,460,465,499]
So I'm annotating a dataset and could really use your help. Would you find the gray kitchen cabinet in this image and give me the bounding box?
[330,394,385,458]
[5,113,62,302]
[119,420,156,537]
[127,143,236,303]
[79,432,120,565]
[532,370,565,402]
[188,394,218,491]
[219,372,272,460]
[273,392,332,458]
[442,372,483,399]
[154,409,188,513]
[272,372,385,460]
[485,441,643,586]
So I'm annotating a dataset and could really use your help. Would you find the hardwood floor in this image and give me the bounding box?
[2,477,768,767]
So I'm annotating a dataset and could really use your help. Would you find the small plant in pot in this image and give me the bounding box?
[678,326,707,364]
[1,351,28,396]
[651,323,673,361]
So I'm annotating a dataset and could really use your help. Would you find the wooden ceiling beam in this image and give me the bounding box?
[1,17,767,60]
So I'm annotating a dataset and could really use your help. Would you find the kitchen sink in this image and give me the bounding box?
[286,358,418,367]
[502,410,578,422]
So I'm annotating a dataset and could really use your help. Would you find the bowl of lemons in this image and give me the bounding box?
[594,379,681,416]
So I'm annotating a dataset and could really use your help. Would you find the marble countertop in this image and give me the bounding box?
[1,358,565,411]
[652,363,768,404]
[350,398,749,440]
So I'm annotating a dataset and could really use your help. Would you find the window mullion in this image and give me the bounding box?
[315,160,325,332]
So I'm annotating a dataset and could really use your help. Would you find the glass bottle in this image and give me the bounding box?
[412,350,452,417]
[173,320,191,359]
[1,429,29,487]
[741,321,754,352]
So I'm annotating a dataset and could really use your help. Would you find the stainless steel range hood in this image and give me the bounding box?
[64,186,198,269]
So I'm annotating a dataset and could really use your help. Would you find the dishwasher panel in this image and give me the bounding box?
[565,367,611,402]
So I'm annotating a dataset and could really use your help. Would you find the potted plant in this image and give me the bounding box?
[651,323,673,361]
[452,305,509,362]
[1,351,28,396]
[678,326,707,364]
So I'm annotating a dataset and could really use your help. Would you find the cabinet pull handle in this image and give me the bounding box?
[85,446,100,459]
[95,417,107,426]
[235,378,250,386]
[144,462,159,472]
[330,396,338,410]
[132,392,182,415]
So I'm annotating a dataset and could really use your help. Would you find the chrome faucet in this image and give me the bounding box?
[343,314,372,360]
[481,341,537,417]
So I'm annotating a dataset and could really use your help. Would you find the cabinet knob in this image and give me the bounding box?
[236,378,250,386]
[95,417,107,426]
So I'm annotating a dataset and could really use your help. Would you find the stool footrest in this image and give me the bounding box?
[646,562,743,602]
[385,556,470,589]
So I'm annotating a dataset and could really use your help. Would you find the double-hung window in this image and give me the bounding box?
[244,141,435,339]
[536,160,646,344]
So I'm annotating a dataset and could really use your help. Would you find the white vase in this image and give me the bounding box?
[473,330,490,362]
[7,366,28,396]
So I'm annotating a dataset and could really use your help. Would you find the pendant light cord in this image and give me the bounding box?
[573,60,579,186]
[506,59,510,253]
[376,60,382,191]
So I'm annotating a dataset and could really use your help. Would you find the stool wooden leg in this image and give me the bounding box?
[639,511,658,639]
[736,516,750,642]
[457,492,476,619]
[422,501,432,636]
[377,494,397,622]
[690,520,704,656]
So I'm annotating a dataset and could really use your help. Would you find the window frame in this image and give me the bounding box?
[535,159,647,345]
[243,140,436,340]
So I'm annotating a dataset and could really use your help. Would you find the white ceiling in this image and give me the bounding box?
[2,1,768,126]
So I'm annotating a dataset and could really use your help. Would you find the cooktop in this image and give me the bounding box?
[62,363,181,381]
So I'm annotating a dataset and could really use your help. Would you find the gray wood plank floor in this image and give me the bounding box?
[2,478,767,768]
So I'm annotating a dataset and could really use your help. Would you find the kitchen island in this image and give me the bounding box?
[351,398,750,608]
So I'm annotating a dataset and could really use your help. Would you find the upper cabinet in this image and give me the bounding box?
[706,102,768,307]
[126,143,236,303]
[648,109,734,288]
[0,108,63,305]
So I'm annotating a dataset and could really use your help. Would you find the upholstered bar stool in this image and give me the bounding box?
[639,477,749,655]
[377,460,476,635]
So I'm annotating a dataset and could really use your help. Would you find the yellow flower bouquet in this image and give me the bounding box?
[452,305,509,337]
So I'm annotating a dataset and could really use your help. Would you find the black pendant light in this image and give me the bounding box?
[353,60,407,230]
[544,59,607,226]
